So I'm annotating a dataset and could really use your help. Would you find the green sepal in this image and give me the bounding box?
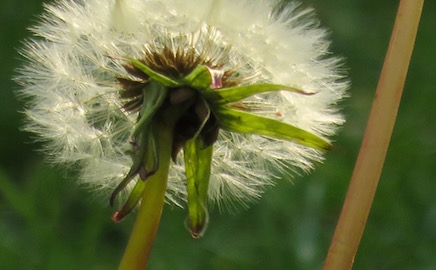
[182,65,212,90]
[133,81,168,138]
[129,58,180,87]
[112,178,146,222]
[203,83,313,105]
[215,107,332,151]
[111,82,165,206]
[110,124,150,207]
[109,163,141,208]
[184,138,213,238]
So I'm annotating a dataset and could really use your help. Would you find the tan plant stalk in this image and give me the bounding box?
[323,0,424,269]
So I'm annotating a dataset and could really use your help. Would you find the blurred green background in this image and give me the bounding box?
[1,0,435,269]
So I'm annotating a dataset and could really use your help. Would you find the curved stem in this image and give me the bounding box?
[323,1,424,269]
[118,121,173,270]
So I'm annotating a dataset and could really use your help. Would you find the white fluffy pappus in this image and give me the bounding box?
[16,0,348,210]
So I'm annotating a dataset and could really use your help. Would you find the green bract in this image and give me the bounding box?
[111,60,331,236]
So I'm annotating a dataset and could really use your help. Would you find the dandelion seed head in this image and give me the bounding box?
[16,0,347,210]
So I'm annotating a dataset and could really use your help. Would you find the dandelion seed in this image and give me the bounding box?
[16,0,347,239]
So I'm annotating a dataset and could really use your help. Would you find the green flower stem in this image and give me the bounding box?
[323,1,424,269]
[118,120,173,270]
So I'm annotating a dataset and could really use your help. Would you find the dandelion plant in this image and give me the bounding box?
[16,0,348,269]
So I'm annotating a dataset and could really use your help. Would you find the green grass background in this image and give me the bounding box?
[1,0,435,269]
